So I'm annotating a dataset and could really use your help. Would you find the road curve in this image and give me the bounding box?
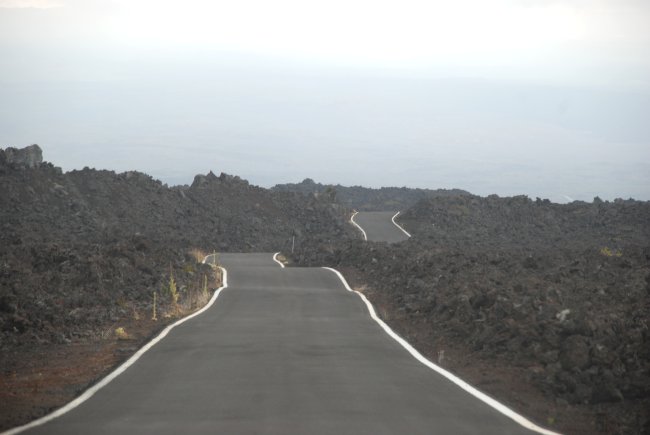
[352,211,411,243]
[15,253,552,435]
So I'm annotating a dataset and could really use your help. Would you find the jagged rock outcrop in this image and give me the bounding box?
[1,144,43,169]
[190,171,249,189]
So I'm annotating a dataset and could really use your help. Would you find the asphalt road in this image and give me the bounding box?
[352,211,410,243]
[19,253,546,435]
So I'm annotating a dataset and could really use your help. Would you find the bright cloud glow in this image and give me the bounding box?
[106,0,592,63]
[1,0,648,88]
[0,0,62,7]
[72,0,644,89]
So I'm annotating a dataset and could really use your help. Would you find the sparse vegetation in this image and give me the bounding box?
[209,250,220,267]
[167,265,179,306]
[114,327,129,340]
[189,248,208,263]
[599,246,623,257]
[154,254,222,319]
[152,291,157,321]
[202,274,209,298]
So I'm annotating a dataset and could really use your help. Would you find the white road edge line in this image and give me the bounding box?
[272,252,285,268]
[391,211,412,238]
[350,211,368,241]
[323,267,562,435]
[2,256,229,435]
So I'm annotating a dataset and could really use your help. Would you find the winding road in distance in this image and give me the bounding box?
[9,253,556,435]
[351,211,411,243]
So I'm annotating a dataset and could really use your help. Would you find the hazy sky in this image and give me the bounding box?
[1,0,649,201]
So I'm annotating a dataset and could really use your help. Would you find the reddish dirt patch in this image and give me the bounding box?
[0,317,166,431]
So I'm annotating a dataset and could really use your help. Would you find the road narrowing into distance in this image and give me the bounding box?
[351,211,411,243]
[5,252,559,435]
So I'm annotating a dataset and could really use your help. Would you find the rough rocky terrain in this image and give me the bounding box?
[293,194,650,434]
[3,143,649,434]
[273,177,469,211]
[0,145,353,430]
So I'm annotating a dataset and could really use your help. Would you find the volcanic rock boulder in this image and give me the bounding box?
[1,144,42,169]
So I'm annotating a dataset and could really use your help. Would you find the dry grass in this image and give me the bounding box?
[114,327,129,340]
[353,284,369,293]
[189,248,208,263]
[211,267,223,288]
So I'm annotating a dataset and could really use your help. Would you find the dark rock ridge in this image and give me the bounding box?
[293,193,650,434]
[272,178,470,211]
[400,194,650,250]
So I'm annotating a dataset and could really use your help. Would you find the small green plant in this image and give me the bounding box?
[152,291,157,321]
[202,274,209,297]
[115,327,129,340]
[168,265,179,305]
[600,247,622,257]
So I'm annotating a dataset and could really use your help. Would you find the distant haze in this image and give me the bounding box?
[1,0,649,202]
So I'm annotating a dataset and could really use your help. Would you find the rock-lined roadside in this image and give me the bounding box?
[293,194,650,435]
[0,145,354,430]
[1,146,352,345]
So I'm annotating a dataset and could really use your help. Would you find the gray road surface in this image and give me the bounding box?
[22,253,542,435]
[353,211,410,243]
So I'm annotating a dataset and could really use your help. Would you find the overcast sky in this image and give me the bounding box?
[1,0,649,201]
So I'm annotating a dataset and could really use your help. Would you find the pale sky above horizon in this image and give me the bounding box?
[2,0,650,88]
[1,0,649,201]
